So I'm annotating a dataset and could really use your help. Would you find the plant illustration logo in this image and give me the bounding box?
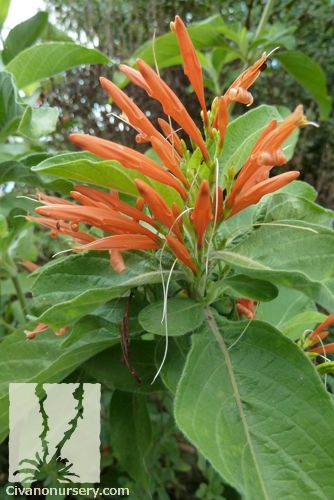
[9,383,101,485]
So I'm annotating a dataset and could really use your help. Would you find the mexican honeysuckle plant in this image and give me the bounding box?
[22,16,334,498]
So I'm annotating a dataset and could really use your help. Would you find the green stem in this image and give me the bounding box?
[11,274,29,316]
[204,306,269,500]
[254,0,275,39]
[0,318,15,332]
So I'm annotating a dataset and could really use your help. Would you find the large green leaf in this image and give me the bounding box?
[257,286,325,341]
[218,105,298,182]
[109,391,152,489]
[0,71,59,142]
[279,180,317,201]
[32,151,183,206]
[0,316,118,443]
[32,152,141,195]
[217,221,334,310]
[32,253,183,328]
[0,71,24,140]
[0,159,73,190]
[155,336,190,394]
[277,51,332,120]
[17,105,59,139]
[2,11,48,64]
[40,21,73,42]
[84,340,164,393]
[138,297,205,336]
[221,274,278,301]
[254,192,334,228]
[5,42,110,88]
[175,314,334,498]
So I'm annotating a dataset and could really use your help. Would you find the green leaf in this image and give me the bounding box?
[5,42,110,88]
[221,274,278,301]
[32,152,140,195]
[277,51,332,120]
[258,286,316,328]
[32,253,183,328]
[155,336,190,393]
[0,160,73,190]
[0,0,10,29]
[84,340,164,393]
[2,12,48,64]
[40,22,73,42]
[32,152,183,206]
[218,105,298,182]
[254,192,334,228]
[280,311,327,340]
[17,105,59,139]
[0,317,118,443]
[175,314,334,498]
[139,298,205,336]
[0,71,24,141]
[278,180,317,201]
[217,221,334,310]
[109,391,152,489]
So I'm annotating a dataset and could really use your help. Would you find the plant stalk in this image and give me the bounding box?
[254,0,275,39]
[11,274,29,316]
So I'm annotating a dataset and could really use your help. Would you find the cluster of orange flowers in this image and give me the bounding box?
[303,315,334,355]
[29,16,307,277]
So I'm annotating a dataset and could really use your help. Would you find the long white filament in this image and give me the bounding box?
[152,259,177,384]
[228,303,260,351]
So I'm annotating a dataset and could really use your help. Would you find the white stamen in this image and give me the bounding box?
[52,248,73,258]
[16,195,39,203]
[152,259,177,384]
[267,46,280,59]
[228,303,259,351]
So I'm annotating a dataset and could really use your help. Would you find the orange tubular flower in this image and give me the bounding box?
[158,118,183,156]
[122,59,209,161]
[25,323,48,339]
[236,299,257,320]
[309,343,334,354]
[119,64,152,94]
[21,259,39,272]
[166,235,197,272]
[190,180,213,248]
[213,186,224,222]
[99,76,161,143]
[227,171,300,218]
[35,204,158,241]
[109,250,126,274]
[27,215,96,243]
[36,191,74,206]
[226,106,306,215]
[171,15,208,126]
[213,96,228,146]
[150,135,188,186]
[135,179,183,241]
[72,185,155,226]
[74,234,160,252]
[308,315,334,343]
[225,52,267,106]
[69,133,187,200]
